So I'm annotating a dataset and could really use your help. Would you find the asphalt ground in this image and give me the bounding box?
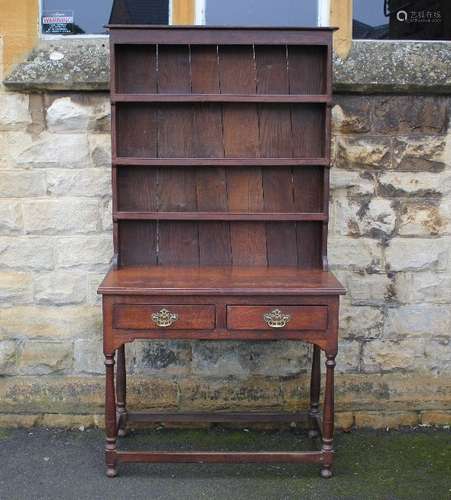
[0,427,449,500]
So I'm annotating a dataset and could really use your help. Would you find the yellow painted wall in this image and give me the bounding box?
[331,0,353,58]
[172,0,195,24]
[0,0,39,74]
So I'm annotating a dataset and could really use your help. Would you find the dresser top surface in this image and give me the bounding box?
[98,266,345,296]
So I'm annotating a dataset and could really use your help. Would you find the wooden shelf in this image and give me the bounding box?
[113,157,330,167]
[114,211,327,222]
[112,93,331,103]
[98,266,346,296]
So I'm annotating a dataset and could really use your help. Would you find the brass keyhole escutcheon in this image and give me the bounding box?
[151,308,178,328]
[263,309,291,328]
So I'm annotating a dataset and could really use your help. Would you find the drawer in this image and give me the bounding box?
[227,305,328,331]
[113,305,215,330]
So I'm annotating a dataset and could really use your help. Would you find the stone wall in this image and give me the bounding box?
[0,87,450,429]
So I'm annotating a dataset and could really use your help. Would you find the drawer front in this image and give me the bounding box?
[227,305,328,331]
[114,305,215,330]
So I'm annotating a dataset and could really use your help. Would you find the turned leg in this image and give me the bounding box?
[116,344,128,437]
[308,345,321,438]
[320,353,336,478]
[105,352,118,477]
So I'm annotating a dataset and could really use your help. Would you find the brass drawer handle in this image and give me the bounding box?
[263,309,291,328]
[151,308,178,328]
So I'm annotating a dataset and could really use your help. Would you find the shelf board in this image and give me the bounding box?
[112,93,330,103]
[113,157,329,167]
[114,211,327,222]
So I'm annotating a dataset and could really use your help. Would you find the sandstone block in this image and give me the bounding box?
[393,135,446,172]
[371,96,448,134]
[346,273,392,306]
[394,271,451,304]
[332,96,370,134]
[46,97,90,132]
[133,341,192,376]
[0,271,33,304]
[0,200,22,234]
[384,304,451,338]
[33,271,87,305]
[101,199,113,231]
[385,237,449,271]
[46,168,111,197]
[424,339,451,373]
[0,93,31,130]
[17,132,90,168]
[73,339,104,374]
[88,134,111,168]
[87,273,104,305]
[339,304,384,340]
[191,341,310,378]
[331,196,396,238]
[335,136,391,170]
[18,340,73,375]
[23,199,99,235]
[0,340,17,375]
[398,202,443,236]
[335,340,361,373]
[334,412,354,430]
[55,235,113,269]
[420,411,451,425]
[0,171,46,198]
[0,305,101,340]
[0,414,40,427]
[0,376,105,413]
[40,413,98,429]
[362,338,425,372]
[0,132,33,169]
[329,167,374,194]
[354,411,419,429]
[0,237,54,270]
[328,236,383,271]
[379,171,447,197]
[177,377,308,412]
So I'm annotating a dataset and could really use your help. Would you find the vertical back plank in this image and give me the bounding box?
[119,221,158,266]
[116,45,157,93]
[157,45,199,265]
[116,104,158,158]
[288,46,326,95]
[291,104,325,159]
[192,45,231,265]
[220,45,266,266]
[117,167,159,211]
[256,45,297,266]
[157,45,191,93]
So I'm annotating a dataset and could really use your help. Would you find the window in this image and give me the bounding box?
[353,0,451,40]
[49,0,327,35]
[202,0,321,27]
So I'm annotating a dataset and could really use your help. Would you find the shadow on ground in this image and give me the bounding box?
[0,427,449,499]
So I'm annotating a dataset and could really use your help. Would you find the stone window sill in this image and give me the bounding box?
[3,38,451,94]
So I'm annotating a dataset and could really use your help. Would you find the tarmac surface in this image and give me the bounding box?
[0,426,449,499]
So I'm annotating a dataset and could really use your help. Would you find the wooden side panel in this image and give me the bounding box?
[119,221,157,266]
[116,104,158,157]
[288,46,327,95]
[220,45,266,266]
[157,46,199,266]
[115,45,157,93]
[256,45,297,266]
